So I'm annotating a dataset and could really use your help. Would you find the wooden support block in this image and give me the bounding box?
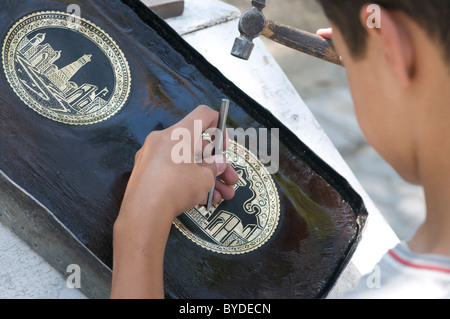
[141,0,184,19]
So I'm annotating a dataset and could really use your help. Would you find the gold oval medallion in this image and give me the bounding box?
[2,11,131,125]
[173,140,281,254]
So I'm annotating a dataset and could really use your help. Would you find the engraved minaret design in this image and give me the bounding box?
[46,54,92,90]
[58,54,91,85]
[18,33,46,60]
[16,33,108,113]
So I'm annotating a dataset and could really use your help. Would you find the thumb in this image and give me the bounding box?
[202,154,227,177]
[215,155,227,176]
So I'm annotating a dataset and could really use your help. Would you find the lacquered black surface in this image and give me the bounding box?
[0,0,366,298]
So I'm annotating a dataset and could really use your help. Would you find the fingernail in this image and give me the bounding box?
[215,156,227,175]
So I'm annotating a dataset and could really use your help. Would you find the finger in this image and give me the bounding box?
[219,162,239,185]
[213,190,222,205]
[197,154,227,185]
[177,105,230,162]
[201,189,222,206]
[316,28,344,65]
[201,134,229,167]
[316,27,333,39]
[199,189,222,206]
[198,181,235,206]
[203,127,228,149]
[175,105,219,133]
[214,179,236,201]
[202,153,227,172]
[185,105,229,150]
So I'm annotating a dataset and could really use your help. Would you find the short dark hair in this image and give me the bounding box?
[317,0,450,63]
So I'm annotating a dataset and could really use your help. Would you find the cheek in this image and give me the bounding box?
[347,70,380,142]
[346,66,398,167]
[348,74,412,180]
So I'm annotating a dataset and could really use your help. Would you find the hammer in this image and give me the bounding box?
[231,0,341,65]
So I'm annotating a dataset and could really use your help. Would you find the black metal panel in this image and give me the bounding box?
[0,0,367,298]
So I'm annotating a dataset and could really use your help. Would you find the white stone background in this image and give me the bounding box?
[222,0,426,241]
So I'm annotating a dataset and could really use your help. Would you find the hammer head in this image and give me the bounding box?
[231,0,266,60]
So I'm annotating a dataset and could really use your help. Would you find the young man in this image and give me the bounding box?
[315,0,450,298]
[111,1,450,298]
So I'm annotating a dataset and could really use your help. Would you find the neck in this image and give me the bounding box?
[409,189,450,257]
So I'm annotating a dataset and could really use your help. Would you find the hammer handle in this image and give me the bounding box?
[262,20,341,65]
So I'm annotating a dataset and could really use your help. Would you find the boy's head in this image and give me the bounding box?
[318,1,450,63]
[317,1,450,184]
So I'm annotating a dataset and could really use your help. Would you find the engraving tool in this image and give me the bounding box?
[206,99,229,212]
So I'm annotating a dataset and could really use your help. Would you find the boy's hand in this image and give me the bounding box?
[316,27,333,40]
[111,105,238,298]
[118,104,238,224]
[316,27,344,64]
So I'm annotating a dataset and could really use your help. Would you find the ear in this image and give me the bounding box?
[360,4,414,87]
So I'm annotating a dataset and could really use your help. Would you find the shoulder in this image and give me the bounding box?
[337,242,450,299]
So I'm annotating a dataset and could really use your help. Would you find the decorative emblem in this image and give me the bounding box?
[173,140,281,254]
[2,11,131,125]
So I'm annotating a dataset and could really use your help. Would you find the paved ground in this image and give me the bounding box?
[222,0,426,241]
